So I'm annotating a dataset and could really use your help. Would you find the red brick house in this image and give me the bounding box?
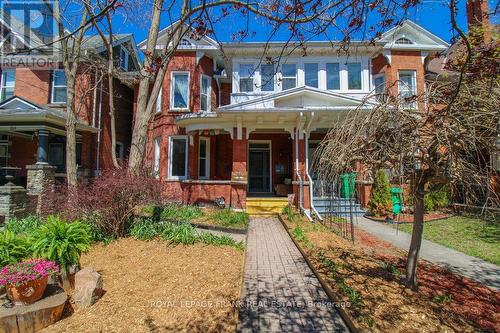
[139,20,449,218]
[0,12,139,186]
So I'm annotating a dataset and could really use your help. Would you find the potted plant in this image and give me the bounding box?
[0,259,59,305]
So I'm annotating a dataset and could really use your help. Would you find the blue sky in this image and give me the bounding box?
[115,0,498,46]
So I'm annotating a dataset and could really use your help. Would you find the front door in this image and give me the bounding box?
[248,142,271,193]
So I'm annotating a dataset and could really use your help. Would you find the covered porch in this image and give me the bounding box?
[176,86,374,216]
[0,96,97,187]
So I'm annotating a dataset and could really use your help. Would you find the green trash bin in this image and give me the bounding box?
[340,173,356,198]
[391,187,403,215]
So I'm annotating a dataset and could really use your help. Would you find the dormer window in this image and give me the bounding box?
[119,46,129,70]
[239,64,254,93]
[395,37,413,45]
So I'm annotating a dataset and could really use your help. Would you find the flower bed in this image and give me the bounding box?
[280,214,499,332]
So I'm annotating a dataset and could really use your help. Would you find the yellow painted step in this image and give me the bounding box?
[246,197,289,215]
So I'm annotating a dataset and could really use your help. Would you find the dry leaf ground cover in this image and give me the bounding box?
[41,238,244,333]
[282,215,500,332]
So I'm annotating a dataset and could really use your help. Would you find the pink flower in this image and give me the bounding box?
[0,259,59,287]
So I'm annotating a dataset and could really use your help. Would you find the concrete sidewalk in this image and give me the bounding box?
[356,217,500,290]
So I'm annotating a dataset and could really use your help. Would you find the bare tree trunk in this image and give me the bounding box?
[108,69,120,168]
[127,0,164,172]
[65,74,78,186]
[405,174,425,290]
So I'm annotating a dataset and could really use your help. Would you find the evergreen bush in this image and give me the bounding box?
[368,170,392,216]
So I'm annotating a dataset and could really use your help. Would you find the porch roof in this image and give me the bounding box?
[176,86,375,135]
[0,96,97,136]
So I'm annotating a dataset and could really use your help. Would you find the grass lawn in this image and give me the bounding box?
[42,238,244,333]
[396,216,500,265]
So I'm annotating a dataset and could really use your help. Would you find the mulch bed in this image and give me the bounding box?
[366,212,452,223]
[283,216,500,332]
[41,238,244,333]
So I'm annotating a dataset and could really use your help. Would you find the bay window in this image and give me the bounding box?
[326,63,340,90]
[51,69,67,103]
[281,64,296,90]
[260,64,274,92]
[200,75,211,112]
[171,72,189,110]
[239,64,254,92]
[0,70,15,101]
[198,137,210,179]
[168,136,188,179]
[304,63,318,88]
[347,63,362,90]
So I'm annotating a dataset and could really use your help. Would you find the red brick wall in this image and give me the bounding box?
[13,69,51,104]
[8,136,37,176]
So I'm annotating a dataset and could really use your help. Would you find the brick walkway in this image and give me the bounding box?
[238,216,349,332]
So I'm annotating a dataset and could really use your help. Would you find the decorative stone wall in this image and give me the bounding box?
[26,164,56,195]
[0,185,35,224]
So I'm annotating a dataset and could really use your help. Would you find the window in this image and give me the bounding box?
[260,64,274,92]
[398,70,417,107]
[156,87,162,113]
[200,75,211,112]
[171,72,189,110]
[168,136,188,179]
[180,38,193,46]
[326,63,340,90]
[119,46,129,70]
[395,37,413,45]
[347,63,362,90]
[373,73,386,102]
[51,69,67,103]
[153,137,161,179]
[239,64,254,93]
[48,143,64,172]
[115,142,124,160]
[304,63,318,88]
[281,64,296,90]
[198,137,210,179]
[0,70,15,101]
[0,140,8,167]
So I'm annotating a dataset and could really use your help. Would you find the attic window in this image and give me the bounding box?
[180,38,193,46]
[395,37,413,45]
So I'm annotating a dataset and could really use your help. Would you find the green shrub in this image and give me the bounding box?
[282,205,297,222]
[209,209,249,227]
[197,232,244,250]
[368,170,392,217]
[160,204,203,222]
[4,215,42,235]
[129,218,165,240]
[161,222,197,245]
[424,185,451,212]
[0,231,31,268]
[292,227,308,243]
[31,216,92,272]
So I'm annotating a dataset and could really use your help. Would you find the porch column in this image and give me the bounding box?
[36,129,49,164]
[230,127,247,210]
[292,128,311,210]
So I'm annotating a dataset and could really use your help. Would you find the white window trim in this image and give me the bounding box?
[325,62,341,91]
[200,75,211,112]
[50,69,67,104]
[398,70,418,108]
[238,63,255,93]
[0,69,15,101]
[280,63,297,91]
[156,87,162,113]
[120,46,129,70]
[198,137,210,179]
[153,137,161,179]
[168,135,189,180]
[346,62,363,91]
[170,71,190,112]
[303,63,319,88]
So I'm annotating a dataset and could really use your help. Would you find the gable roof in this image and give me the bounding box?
[219,86,377,112]
[378,20,449,51]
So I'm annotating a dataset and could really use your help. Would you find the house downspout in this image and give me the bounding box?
[215,76,221,107]
[295,113,312,221]
[94,79,103,176]
[305,113,322,221]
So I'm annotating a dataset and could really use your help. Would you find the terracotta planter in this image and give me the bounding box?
[6,276,49,305]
